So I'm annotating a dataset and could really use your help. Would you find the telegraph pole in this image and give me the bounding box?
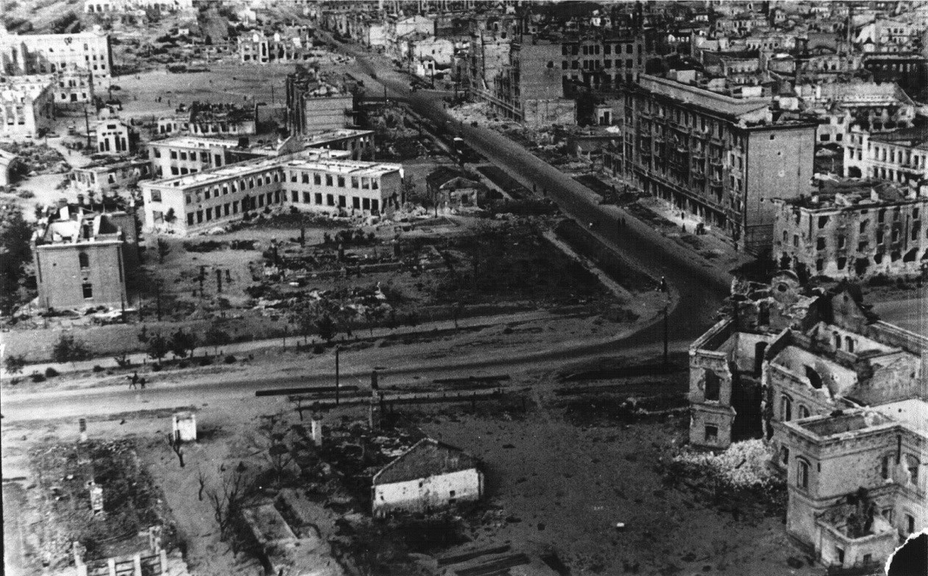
[83,105,92,150]
[335,346,340,406]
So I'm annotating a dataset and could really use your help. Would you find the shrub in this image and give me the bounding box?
[151,364,162,372]
[178,360,189,369]
[92,365,104,372]
[30,371,46,383]
[313,344,324,354]
[52,333,92,363]
[198,356,213,367]
[17,190,35,199]
[224,355,237,364]
[44,367,59,377]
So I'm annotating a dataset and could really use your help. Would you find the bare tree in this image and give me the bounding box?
[166,432,185,467]
[206,463,252,554]
[196,466,206,501]
[258,415,295,486]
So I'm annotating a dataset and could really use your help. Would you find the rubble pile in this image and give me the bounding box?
[0,141,68,177]
[673,439,777,489]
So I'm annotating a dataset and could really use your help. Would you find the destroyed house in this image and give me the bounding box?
[372,438,483,517]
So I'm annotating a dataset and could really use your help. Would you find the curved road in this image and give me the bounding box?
[1,45,733,423]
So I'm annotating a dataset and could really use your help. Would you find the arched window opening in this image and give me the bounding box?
[797,458,810,489]
[805,366,823,390]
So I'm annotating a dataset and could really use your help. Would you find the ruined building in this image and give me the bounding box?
[688,272,927,570]
[772,181,928,280]
[141,149,404,235]
[33,205,139,310]
[285,67,356,136]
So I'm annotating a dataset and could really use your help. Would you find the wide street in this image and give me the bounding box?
[1,39,733,424]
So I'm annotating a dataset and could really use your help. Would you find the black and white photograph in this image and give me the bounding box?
[1,1,926,575]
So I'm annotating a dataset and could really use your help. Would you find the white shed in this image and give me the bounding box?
[372,438,483,517]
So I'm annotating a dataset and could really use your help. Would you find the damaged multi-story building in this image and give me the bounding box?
[620,70,817,253]
[140,148,405,235]
[0,75,56,138]
[33,204,140,311]
[285,66,357,135]
[843,126,928,192]
[771,181,928,280]
[688,272,927,569]
[238,26,315,65]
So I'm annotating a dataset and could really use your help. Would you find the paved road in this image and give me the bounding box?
[345,41,730,342]
[0,337,693,422]
[2,43,733,423]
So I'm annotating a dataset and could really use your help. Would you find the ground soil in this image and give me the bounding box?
[2,361,827,576]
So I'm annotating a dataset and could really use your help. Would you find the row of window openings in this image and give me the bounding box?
[290,190,380,212]
[183,192,381,225]
[562,58,639,70]
[788,225,925,249]
[785,449,920,494]
[36,62,106,73]
[633,101,740,143]
[186,192,279,224]
[290,172,379,190]
[562,43,639,56]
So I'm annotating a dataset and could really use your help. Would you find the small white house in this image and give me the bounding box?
[372,438,482,517]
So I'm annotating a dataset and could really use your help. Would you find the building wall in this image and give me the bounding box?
[0,32,113,89]
[780,420,927,550]
[70,161,151,194]
[743,125,816,253]
[372,468,482,517]
[293,95,354,135]
[0,79,55,138]
[559,34,647,89]
[143,159,402,235]
[772,196,928,279]
[96,121,132,154]
[35,241,127,310]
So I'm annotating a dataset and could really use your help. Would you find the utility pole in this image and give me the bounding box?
[335,346,340,406]
[663,302,669,367]
[83,105,92,150]
[156,283,162,321]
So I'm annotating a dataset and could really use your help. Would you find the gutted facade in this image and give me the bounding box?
[772,182,928,280]
[778,402,927,570]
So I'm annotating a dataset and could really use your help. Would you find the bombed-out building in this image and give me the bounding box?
[772,182,928,280]
[777,401,927,571]
[689,272,927,569]
[285,67,356,136]
[141,149,404,235]
[33,205,139,311]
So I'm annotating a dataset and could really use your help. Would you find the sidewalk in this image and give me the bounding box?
[588,171,754,276]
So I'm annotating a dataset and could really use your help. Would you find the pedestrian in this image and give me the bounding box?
[128,376,137,390]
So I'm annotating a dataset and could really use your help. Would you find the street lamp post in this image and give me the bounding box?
[658,276,669,367]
